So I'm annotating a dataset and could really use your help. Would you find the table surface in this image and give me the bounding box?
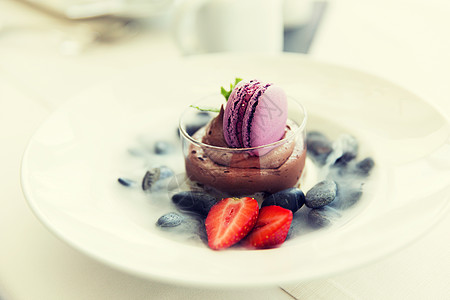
[1,0,449,299]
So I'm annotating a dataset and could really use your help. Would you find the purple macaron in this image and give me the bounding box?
[223,79,288,154]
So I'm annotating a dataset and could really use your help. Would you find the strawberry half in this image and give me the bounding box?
[205,197,259,250]
[244,205,293,249]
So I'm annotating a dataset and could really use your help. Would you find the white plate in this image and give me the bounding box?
[21,53,450,287]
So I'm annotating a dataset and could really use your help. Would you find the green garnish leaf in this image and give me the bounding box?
[221,77,242,101]
[190,78,243,112]
[189,105,220,113]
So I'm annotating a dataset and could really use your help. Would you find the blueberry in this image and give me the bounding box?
[305,180,337,208]
[154,141,173,155]
[156,212,184,227]
[261,188,305,213]
[142,166,175,191]
[172,191,218,217]
[306,131,333,165]
[117,178,136,187]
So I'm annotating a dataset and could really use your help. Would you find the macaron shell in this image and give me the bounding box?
[223,80,260,147]
[223,81,245,147]
[242,85,288,149]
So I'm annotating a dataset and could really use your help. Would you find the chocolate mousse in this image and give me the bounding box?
[185,106,306,195]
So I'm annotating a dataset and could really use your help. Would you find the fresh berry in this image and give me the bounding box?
[244,205,293,249]
[261,188,305,213]
[156,212,184,227]
[205,197,259,250]
[305,180,337,208]
[172,191,218,217]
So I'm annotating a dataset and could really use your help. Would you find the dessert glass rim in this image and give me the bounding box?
[179,94,308,152]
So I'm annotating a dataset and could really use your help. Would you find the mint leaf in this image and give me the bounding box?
[221,77,242,101]
[189,105,220,113]
[220,86,229,100]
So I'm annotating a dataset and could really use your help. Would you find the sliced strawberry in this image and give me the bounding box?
[244,205,293,249]
[205,197,259,250]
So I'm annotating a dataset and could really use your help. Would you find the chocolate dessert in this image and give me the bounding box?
[182,79,307,195]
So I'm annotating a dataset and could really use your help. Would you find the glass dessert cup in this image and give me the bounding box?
[179,94,307,196]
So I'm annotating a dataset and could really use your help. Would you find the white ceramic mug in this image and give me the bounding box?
[172,0,284,55]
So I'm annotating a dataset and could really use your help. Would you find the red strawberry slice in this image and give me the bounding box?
[244,205,293,249]
[205,197,259,250]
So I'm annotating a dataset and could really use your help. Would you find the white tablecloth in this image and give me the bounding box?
[1,0,449,299]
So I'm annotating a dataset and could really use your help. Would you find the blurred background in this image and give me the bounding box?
[0,0,449,110]
[1,0,450,299]
[0,0,325,108]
